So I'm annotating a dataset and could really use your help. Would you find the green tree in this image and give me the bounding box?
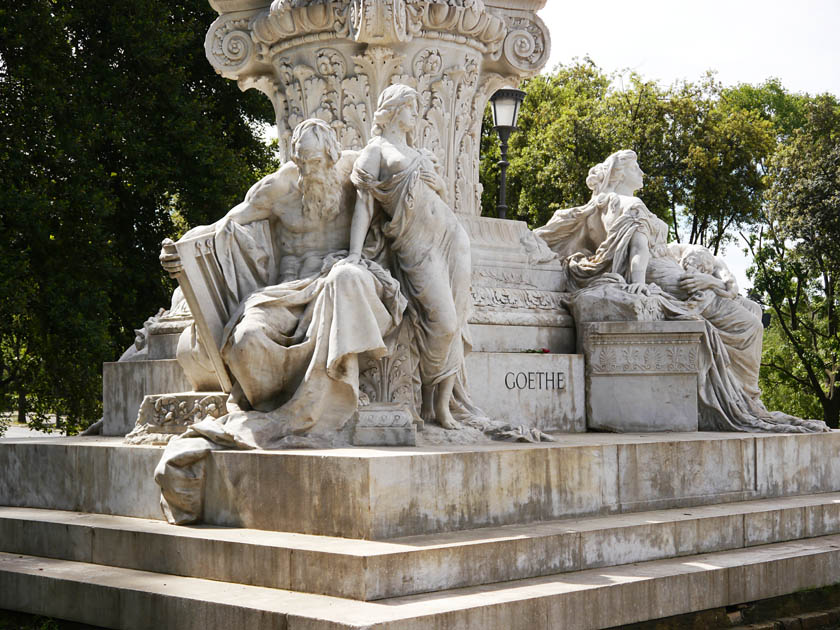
[748,94,840,426]
[667,75,775,252]
[0,0,275,432]
[480,63,775,254]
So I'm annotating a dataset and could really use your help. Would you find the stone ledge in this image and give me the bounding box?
[2,432,840,538]
[3,492,840,601]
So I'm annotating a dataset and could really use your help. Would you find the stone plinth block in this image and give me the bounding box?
[352,403,417,447]
[102,360,193,437]
[581,321,706,432]
[466,352,584,433]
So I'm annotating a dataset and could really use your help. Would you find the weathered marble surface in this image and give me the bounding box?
[5,433,840,538]
[581,321,704,432]
[7,535,840,630]
[466,352,584,433]
[102,360,192,436]
[4,491,840,601]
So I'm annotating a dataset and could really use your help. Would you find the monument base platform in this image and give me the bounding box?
[2,431,839,628]
[3,432,840,538]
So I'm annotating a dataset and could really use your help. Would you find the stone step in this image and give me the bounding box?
[4,535,840,629]
[3,492,840,601]
[3,432,840,538]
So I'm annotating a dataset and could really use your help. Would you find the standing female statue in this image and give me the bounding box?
[348,84,473,429]
[536,150,828,433]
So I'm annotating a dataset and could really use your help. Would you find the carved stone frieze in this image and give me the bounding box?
[471,286,566,312]
[581,321,706,377]
[125,392,228,445]
[589,342,699,375]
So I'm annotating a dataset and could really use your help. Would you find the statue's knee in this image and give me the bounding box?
[328,262,363,285]
[228,322,264,360]
[434,307,460,340]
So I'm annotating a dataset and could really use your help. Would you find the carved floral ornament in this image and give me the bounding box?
[206,0,549,79]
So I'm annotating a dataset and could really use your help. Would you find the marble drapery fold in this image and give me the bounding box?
[351,148,472,388]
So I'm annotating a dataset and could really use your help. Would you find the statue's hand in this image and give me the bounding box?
[679,272,717,293]
[626,282,652,296]
[335,252,362,267]
[159,238,182,278]
[213,216,232,237]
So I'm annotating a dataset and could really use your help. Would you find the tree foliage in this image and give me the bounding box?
[480,61,775,254]
[0,0,275,432]
[748,95,840,427]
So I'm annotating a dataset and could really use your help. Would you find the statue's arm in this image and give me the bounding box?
[711,257,739,298]
[225,162,297,227]
[346,145,381,263]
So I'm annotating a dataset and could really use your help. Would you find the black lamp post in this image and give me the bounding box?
[489,88,526,220]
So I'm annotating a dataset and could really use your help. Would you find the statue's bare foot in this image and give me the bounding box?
[435,401,457,430]
[420,401,436,424]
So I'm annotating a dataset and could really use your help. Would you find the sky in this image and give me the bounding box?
[536,0,840,291]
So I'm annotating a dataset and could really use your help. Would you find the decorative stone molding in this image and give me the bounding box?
[582,321,705,376]
[471,286,566,312]
[204,0,549,215]
[352,402,417,446]
[500,12,549,73]
[125,392,228,445]
[358,325,418,408]
[589,341,699,375]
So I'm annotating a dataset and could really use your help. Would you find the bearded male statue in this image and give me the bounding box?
[155,119,406,524]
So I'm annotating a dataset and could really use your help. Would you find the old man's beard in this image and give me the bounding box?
[300,167,341,222]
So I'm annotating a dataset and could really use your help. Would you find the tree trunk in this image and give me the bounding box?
[823,394,840,430]
[17,390,26,425]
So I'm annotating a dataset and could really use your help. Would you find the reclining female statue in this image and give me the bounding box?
[535,149,828,433]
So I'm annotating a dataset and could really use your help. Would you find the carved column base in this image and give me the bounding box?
[352,402,417,446]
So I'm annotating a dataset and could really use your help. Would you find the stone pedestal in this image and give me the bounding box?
[581,321,706,432]
[466,352,584,432]
[462,215,574,354]
[102,360,193,436]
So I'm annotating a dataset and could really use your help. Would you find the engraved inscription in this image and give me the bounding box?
[504,371,566,390]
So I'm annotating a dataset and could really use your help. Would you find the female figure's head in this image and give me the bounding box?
[586,149,644,196]
[372,84,420,143]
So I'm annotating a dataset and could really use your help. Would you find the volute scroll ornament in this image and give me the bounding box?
[501,13,549,74]
[206,14,260,79]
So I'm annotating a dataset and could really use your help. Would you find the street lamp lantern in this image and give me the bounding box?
[489,88,526,220]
